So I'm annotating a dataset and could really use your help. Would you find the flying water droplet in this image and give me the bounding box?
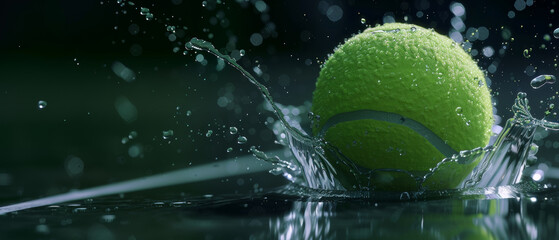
[269,167,283,175]
[360,18,366,24]
[100,215,116,223]
[140,7,149,15]
[530,75,556,89]
[171,201,186,207]
[229,126,238,134]
[139,7,153,20]
[72,207,87,213]
[554,28,559,39]
[205,130,213,137]
[145,13,154,21]
[111,61,136,82]
[128,131,138,139]
[399,192,410,200]
[237,136,247,144]
[523,49,531,58]
[35,224,49,234]
[38,100,47,109]
[162,130,174,139]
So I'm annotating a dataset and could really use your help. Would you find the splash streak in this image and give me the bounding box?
[185,37,548,193]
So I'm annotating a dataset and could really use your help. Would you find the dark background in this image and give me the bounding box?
[1,0,558,201]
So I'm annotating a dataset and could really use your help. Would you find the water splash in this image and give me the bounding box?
[461,93,537,188]
[185,37,551,195]
[185,38,341,190]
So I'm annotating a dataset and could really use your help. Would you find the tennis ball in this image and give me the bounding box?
[311,23,493,190]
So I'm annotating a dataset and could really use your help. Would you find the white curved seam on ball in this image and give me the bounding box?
[318,109,458,158]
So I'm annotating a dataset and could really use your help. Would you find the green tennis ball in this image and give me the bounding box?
[311,23,494,190]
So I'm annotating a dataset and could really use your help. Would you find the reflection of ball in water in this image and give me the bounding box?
[311,23,494,190]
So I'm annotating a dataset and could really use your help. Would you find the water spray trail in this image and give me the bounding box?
[185,38,313,145]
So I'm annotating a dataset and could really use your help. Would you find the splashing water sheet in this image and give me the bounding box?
[2,1,559,239]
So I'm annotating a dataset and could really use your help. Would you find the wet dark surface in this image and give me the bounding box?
[2,185,559,239]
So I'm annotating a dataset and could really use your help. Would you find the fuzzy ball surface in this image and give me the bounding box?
[311,23,494,190]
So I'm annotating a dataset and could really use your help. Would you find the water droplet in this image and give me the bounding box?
[162,130,174,139]
[229,126,238,134]
[38,100,47,109]
[410,26,417,32]
[100,214,116,223]
[65,156,84,177]
[202,1,207,7]
[239,49,245,56]
[227,147,233,152]
[269,167,283,175]
[140,7,149,15]
[138,7,154,20]
[237,136,247,144]
[205,130,213,137]
[111,61,136,82]
[554,28,559,39]
[128,144,142,158]
[124,132,135,141]
[126,131,137,140]
[186,110,192,116]
[523,49,531,58]
[531,169,544,182]
[72,207,87,213]
[360,18,366,24]
[171,201,186,207]
[35,224,49,234]
[399,192,410,200]
[530,75,556,89]
[517,92,527,98]
[455,107,463,114]
[145,13,154,21]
